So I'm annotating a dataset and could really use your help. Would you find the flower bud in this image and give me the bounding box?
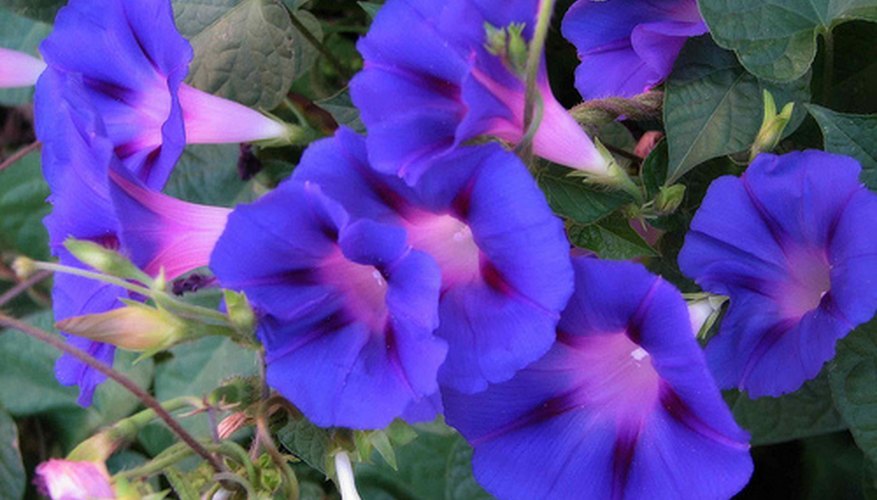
[55,304,187,353]
[64,238,151,284]
[67,431,122,463]
[11,256,36,280]
[749,90,794,162]
[655,184,686,215]
[35,459,115,500]
[687,295,726,340]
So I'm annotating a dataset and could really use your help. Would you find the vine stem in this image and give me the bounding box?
[0,141,41,173]
[0,312,226,475]
[0,270,51,308]
[520,0,556,164]
[286,8,351,83]
[822,30,834,106]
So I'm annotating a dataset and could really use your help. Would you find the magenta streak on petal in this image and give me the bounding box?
[319,249,389,332]
[611,424,640,500]
[659,383,751,451]
[177,83,287,144]
[0,48,46,88]
[467,67,608,175]
[110,169,230,279]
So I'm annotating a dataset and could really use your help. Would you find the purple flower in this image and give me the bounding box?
[293,128,573,393]
[679,151,877,397]
[0,48,45,88]
[352,0,609,184]
[37,68,229,405]
[39,0,289,189]
[444,257,753,499]
[561,0,707,100]
[35,459,115,500]
[210,180,447,429]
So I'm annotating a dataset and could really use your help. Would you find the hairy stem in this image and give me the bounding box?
[822,30,834,106]
[0,270,51,308]
[0,313,226,474]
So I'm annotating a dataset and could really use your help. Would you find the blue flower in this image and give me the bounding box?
[351,0,609,184]
[39,0,288,189]
[562,0,707,100]
[0,47,45,88]
[444,257,753,500]
[210,180,447,429]
[293,128,574,393]
[679,151,877,397]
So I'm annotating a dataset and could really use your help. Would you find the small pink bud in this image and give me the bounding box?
[634,131,663,159]
[0,48,46,88]
[56,304,186,353]
[35,459,115,500]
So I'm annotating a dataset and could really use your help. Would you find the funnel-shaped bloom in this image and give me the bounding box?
[445,258,753,500]
[39,0,288,189]
[35,460,115,500]
[562,0,707,100]
[37,68,227,405]
[211,180,447,429]
[0,48,46,88]
[679,151,877,397]
[294,128,573,392]
[352,0,608,184]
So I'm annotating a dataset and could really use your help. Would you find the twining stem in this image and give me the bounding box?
[0,270,51,308]
[520,0,556,164]
[257,406,299,500]
[31,261,151,297]
[286,8,351,83]
[0,140,41,173]
[0,313,227,475]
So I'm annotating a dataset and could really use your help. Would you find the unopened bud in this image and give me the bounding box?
[64,238,151,284]
[687,295,727,340]
[224,290,256,337]
[11,256,36,280]
[483,22,529,77]
[749,90,794,162]
[56,304,187,353]
[655,184,686,215]
[35,460,115,500]
[68,430,122,463]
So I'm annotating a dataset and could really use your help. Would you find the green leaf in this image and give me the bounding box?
[699,0,877,82]
[276,417,333,474]
[358,1,382,19]
[806,105,877,189]
[0,1,61,24]
[177,0,318,111]
[536,163,632,225]
[0,10,50,106]
[355,426,490,500]
[0,408,24,500]
[829,318,877,463]
[317,90,364,133]
[163,144,258,207]
[728,371,846,446]
[0,151,50,259]
[664,36,810,183]
[568,213,658,260]
[830,21,877,113]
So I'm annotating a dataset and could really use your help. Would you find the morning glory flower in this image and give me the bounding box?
[37,68,229,405]
[561,0,707,100]
[352,0,610,184]
[679,151,877,397]
[444,257,753,499]
[35,460,115,500]
[294,128,574,393]
[0,47,46,88]
[39,0,290,189]
[210,179,447,429]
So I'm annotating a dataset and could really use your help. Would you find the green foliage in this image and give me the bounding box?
[0,151,50,260]
[729,372,847,446]
[699,0,877,82]
[355,425,490,500]
[568,214,658,260]
[0,10,50,106]
[830,319,877,464]
[663,36,810,184]
[0,0,61,24]
[536,163,633,225]
[177,0,320,111]
[164,144,259,206]
[0,408,24,500]
[276,416,334,474]
[807,105,877,189]
[318,90,365,133]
